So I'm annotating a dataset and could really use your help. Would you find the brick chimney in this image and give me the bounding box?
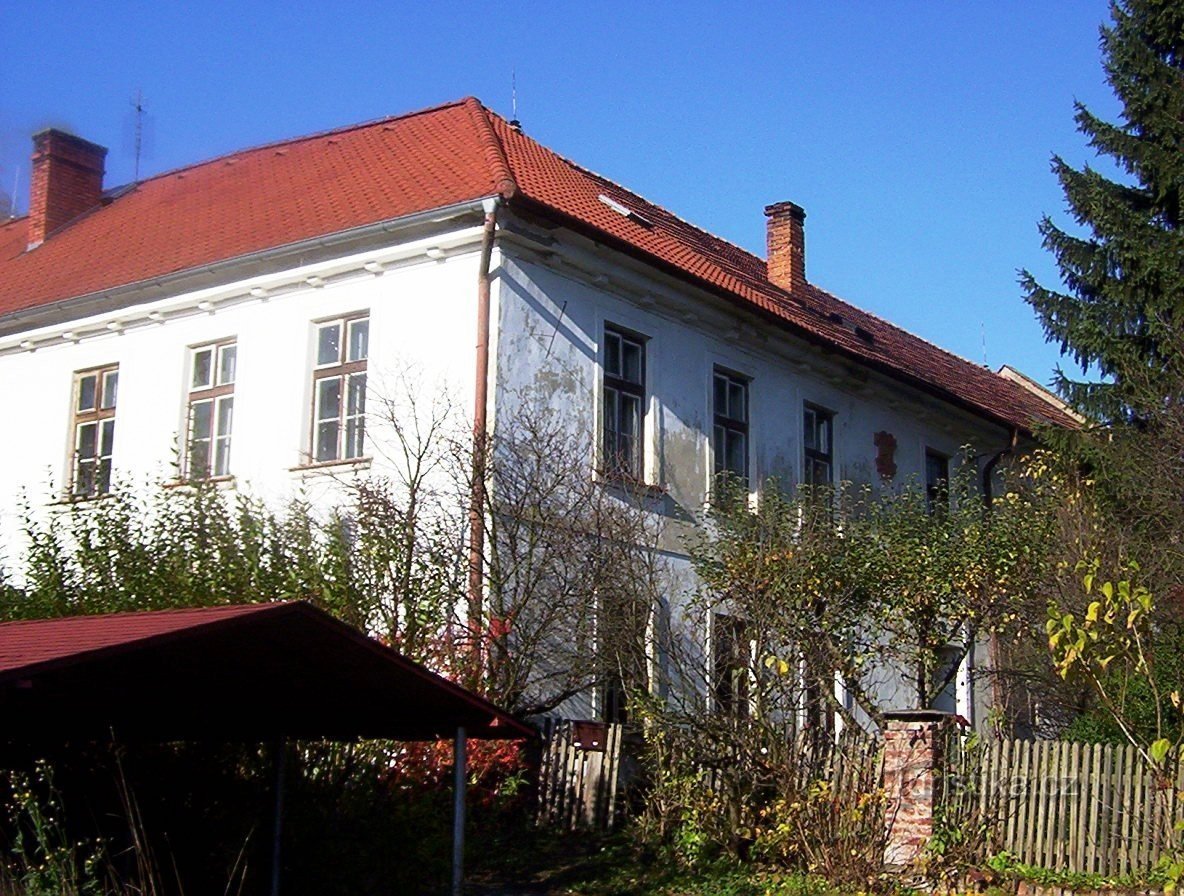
[764,200,806,293]
[28,129,107,248]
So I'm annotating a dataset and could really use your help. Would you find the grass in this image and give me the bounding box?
[469,830,858,896]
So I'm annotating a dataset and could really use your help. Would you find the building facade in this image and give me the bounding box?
[0,99,1074,724]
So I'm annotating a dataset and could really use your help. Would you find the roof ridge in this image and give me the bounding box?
[111,98,477,192]
[464,98,518,199]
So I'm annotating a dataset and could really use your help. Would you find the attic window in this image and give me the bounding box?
[598,194,653,228]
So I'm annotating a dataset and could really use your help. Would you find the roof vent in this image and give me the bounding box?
[598,193,653,228]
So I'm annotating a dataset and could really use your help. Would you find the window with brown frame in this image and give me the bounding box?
[602,326,646,479]
[185,340,237,479]
[713,612,750,718]
[803,403,834,487]
[713,368,749,490]
[70,364,118,497]
[311,314,368,463]
[925,449,950,515]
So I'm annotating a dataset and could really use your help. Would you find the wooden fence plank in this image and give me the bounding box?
[1009,737,1024,859]
[1031,740,1047,866]
[1060,743,1079,866]
[1085,743,1099,875]
[1068,741,1081,870]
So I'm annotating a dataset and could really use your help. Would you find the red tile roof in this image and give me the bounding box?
[0,603,268,677]
[0,602,533,740]
[0,97,1073,432]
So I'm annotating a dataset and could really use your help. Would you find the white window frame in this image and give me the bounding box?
[185,340,237,479]
[310,314,369,464]
[70,364,119,498]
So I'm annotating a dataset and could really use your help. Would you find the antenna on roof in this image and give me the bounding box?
[131,89,146,183]
[9,167,18,219]
[509,69,522,133]
[981,321,988,367]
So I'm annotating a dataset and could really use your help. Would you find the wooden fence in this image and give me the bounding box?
[536,719,625,831]
[944,738,1183,876]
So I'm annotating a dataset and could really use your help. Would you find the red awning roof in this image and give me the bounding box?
[0,97,1076,433]
[0,602,533,742]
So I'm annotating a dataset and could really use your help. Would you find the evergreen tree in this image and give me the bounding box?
[1022,0,1184,423]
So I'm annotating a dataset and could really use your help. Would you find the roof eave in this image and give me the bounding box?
[0,196,497,338]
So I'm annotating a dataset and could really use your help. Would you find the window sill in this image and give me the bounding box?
[163,475,237,491]
[289,456,373,478]
[49,491,113,507]
[596,470,667,499]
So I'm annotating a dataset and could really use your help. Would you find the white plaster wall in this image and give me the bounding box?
[494,244,1012,724]
[0,238,484,572]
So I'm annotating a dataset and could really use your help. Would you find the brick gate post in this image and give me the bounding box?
[881,709,956,868]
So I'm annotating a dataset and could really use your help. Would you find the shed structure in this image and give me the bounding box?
[0,601,532,894]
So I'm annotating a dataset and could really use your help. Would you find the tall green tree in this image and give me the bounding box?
[1022,0,1184,423]
[1025,1,1184,747]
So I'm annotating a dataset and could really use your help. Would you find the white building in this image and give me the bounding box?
[0,98,1073,724]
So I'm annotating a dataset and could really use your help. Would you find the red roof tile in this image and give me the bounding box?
[0,97,1074,432]
[0,603,272,677]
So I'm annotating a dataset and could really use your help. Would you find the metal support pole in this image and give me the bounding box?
[270,737,287,896]
[451,726,467,896]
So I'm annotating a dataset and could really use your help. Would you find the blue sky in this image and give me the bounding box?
[1,2,1117,387]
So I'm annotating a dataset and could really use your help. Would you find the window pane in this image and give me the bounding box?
[804,408,817,450]
[622,339,642,384]
[729,381,746,422]
[713,424,726,474]
[75,459,95,496]
[725,430,746,478]
[76,422,97,459]
[620,393,640,439]
[604,331,621,377]
[316,378,342,423]
[192,349,213,390]
[317,323,341,366]
[619,433,637,474]
[101,371,118,410]
[214,404,232,475]
[316,421,339,462]
[78,375,97,412]
[818,416,830,454]
[604,388,619,438]
[713,375,727,416]
[214,430,232,477]
[345,416,365,459]
[190,400,213,442]
[99,419,115,457]
[216,397,234,437]
[809,458,831,486]
[346,372,366,416]
[189,439,210,479]
[218,344,237,385]
[347,319,369,362]
[96,458,112,495]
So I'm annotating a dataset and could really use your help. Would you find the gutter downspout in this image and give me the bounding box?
[982,426,1019,734]
[468,197,500,668]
